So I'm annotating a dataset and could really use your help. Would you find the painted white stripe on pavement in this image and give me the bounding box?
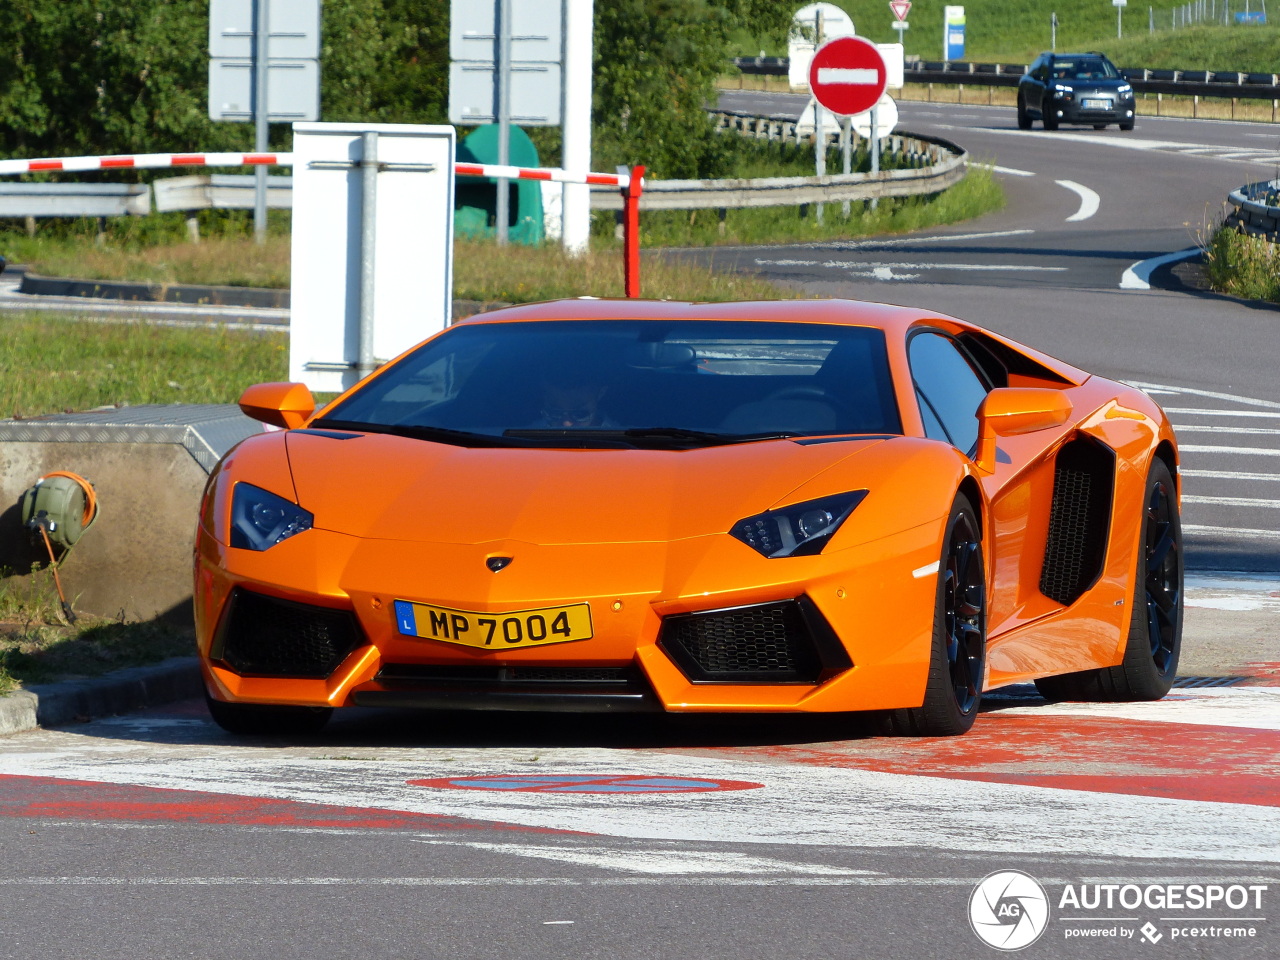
[1183,495,1280,508]
[816,67,879,85]
[411,840,873,875]
[1056,179,1100,222]
[1182,469,1280,481]
[760,259,1066,272]
[1184,523,1280,540]
[1005,686,1280,731]
[1167,408,1280,418]
[1179,445,1280,457]
[0,876,1177,887]
[801,228,1035,250]
[970,162,1036,177]
[1126,381,1280,410]
[1176,424,1280,435]
[1119,247,1201,290]
[3,748,1280,862]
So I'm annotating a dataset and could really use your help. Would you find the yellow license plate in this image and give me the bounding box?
[394,600,593,650]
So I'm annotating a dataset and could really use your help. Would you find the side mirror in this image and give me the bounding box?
[239,382,316,430]
[974,387,1073,472]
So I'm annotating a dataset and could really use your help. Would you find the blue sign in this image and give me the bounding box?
[944,6,966,61]
[1235,10,1266,22]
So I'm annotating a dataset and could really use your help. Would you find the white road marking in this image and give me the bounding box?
[1002,686,1280,730]
[1179,445,1280,457]
[796,228,1035,250]
[1182,469,1280,481]
[1166,408,1280,418]
[1176,424,1280,435]
[1184,523,1280,540]
[3,746,1279,861]
[912,560,940,578]
[411,840,874,875]
[970,162,1036,177]
[936,125,1280,164]
[1127,381,1280,410]
[6,875,1221,887]
[1183,495,1280,508]
[1056,179,1100,221]
[760,259,1065,272]
[1118,247,1201,289]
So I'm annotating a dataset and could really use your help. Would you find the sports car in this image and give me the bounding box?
[195,298,1182,737]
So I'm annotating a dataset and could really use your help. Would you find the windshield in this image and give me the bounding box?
[317,319,902,448]
[1051,58,1119,81]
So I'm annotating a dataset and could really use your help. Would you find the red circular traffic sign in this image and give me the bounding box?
[808,36,888,117]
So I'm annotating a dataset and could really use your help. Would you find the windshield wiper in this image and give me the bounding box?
[503,427,798,448]
[310,419,525,448]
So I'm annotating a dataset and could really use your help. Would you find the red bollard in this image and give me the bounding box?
[622,165,645,298]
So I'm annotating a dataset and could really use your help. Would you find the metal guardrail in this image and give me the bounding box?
[152,174,292,213]
[732,56,1280,102]
[1227,179,1280,239]
[0,182,150,217]
[590,118,966,211]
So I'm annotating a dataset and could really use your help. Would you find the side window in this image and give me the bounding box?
[908,332,991,456]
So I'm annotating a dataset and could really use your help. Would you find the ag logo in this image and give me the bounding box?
[969,870,1050,950]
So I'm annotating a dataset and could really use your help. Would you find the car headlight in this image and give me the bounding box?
[731,491,868,558]
[230,482,313,551]
[1053,83,1073,94]
[1118,83,1133,94]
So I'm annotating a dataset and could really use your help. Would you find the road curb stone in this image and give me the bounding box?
[0,657,202,736]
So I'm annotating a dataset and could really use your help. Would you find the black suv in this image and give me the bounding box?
[1017,52,1136,131]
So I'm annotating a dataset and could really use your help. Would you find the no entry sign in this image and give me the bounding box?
[808,36,889,117]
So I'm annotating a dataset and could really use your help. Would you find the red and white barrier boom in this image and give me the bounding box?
[0,153,647,298]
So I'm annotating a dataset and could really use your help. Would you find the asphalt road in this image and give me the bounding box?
[698,93,1280,572]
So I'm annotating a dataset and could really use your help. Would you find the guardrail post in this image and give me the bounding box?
[622,164,645,299]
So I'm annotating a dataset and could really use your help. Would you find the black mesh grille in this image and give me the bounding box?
[659,600,830,683]
[215,588,363,678]
[1040,437,1115,606]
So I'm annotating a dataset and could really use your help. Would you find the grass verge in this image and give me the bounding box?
[0,569,193,695]
[1203,225,1280,302]
[0,316,288,418]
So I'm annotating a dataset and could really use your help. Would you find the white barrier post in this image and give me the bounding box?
[561,0,594,255]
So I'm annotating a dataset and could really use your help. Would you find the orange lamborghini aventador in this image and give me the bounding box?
[195,299,1182,737]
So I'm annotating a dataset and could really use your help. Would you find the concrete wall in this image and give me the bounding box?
[0,442,207,623]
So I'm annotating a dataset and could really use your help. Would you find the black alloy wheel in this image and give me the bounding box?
[885,495,986,736]
[1017,96,1032,129]
[1043,105,1059,130]
[1140,465,1182,680]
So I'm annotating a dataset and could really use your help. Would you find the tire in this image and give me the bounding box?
[1119,120,1134,131]
[1035,458,1182,702]
[205,692,333,736]
[1093,123,1107,130]
[1043,107,1059,131]
[1017,97,1032,130]
[884,494,986,736]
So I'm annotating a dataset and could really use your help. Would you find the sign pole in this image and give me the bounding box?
[358,131,379,378]
[841,116,852,218]
[495,0,512,245]
[869,104,880,211]
[253,0,270,244]
[560,0,592,255]
[814,10,825,225]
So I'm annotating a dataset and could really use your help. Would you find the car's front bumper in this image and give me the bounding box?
[1050,93,1136,124]
[195,520,944,715]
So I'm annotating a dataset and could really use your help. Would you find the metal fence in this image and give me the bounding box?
[1154,0,1269,29]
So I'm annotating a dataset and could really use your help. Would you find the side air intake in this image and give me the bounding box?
[1040,435,1116,606]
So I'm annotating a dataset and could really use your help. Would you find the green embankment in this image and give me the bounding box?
[737,5,1280,70]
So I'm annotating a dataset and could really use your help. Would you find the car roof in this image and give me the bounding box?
[454,297,946,338]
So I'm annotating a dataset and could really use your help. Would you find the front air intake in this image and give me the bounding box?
[212,588,363,678]
[658,597,851,683]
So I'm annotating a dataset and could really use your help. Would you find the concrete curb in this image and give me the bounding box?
[18,271,290,309]
[0,657,203,736]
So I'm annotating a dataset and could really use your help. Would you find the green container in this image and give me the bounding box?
[455,124,545,245]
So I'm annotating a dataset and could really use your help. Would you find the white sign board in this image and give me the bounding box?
[853,94,899,139]
[876,42,905,89]
[789,3,856,90]
[209,0,321,60]
[449,0,564,127]
[289,123,457,394]
[448,62,562,125]
[209,59,320,121]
